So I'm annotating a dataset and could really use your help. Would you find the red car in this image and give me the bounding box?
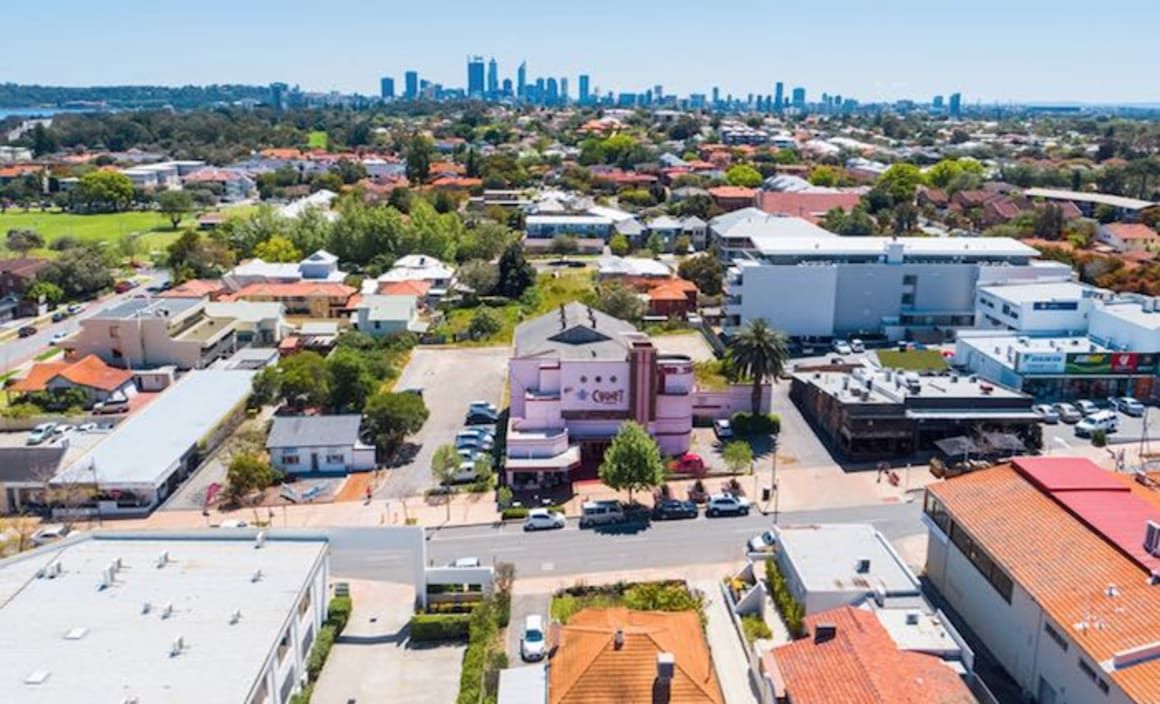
[113,280,138,294]
[669,453,705,474]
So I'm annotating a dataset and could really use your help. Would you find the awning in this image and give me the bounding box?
[981,432,1027,454]
[505,446,581,471]
[907,410,1041,421]
[934,436,980,457]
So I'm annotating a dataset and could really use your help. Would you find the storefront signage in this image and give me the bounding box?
[1016,352,1066,375]
[1032,301,1079,311]
[1064,352,1158,376]
[589,389,625,405]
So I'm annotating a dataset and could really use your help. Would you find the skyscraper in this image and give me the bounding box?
[502,78,513,97]
[948,92,962,118]
[712,86,720,107]
[774,82,784,113]
[269,82,287,111]
[791,87,806,110]
[380,77,395,100]
[932,95,945,111]
[486,58,498,98]
[517,61,527,102]
[559,77,568,105]
[535,78,545,105]
[545,77,559,106]
[467,56,485,98]
[578,74,590,105]
[404,71,419,100]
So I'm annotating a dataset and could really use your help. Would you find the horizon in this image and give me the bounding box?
[2,0,1158,104]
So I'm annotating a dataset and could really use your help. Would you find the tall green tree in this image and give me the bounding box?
[677,254,724,296]
[405,133,433,185]
[157,189,194,229]
[327,348,376,413]
[279,351,331,409]
[364,391,429,458]
[725,164,762,188]
[875,163,924,203]
[76,170,133,212]
[25,280,63,304]
[6,228,44,255]
[728,318,789,414]
[722,440,754,478]
[596,281,646,322]
[598,421,664,503]
[254,235,302,263]
[496,242,535,299]
[225,453,276,504]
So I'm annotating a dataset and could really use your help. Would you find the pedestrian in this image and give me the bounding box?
[365,485,373,503]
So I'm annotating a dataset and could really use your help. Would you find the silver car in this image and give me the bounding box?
[1052,402,1082,424]
[1033,404,1059,424]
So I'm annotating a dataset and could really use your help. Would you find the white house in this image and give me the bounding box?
[266,415,376,474]
[349,295,424,338]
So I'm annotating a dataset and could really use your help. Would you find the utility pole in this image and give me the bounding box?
[771,435,779,524]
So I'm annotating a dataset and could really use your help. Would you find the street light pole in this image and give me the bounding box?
[770,436,779,524]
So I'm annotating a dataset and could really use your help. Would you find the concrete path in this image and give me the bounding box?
[313,580,464,704]
[505,592,551,664]
[694,579,760,704]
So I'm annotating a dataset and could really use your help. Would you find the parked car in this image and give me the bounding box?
[463,424,497,437]
[30,524,70,546]
[17,325,36,338]
[51,424,76,437]
[850,339,865,353]
[579,500,626,528]
[706,493,750,517]
[77,422,98,433]
[449,557,481,568]
[1075,399,1100,416]
[523,509,566,531]
[455,433,494,451]
[66,303,84,315]
[832,340,852,355]
[467,408,500,425]
[520,615,547,662]
[467,401,498,415]
[113,280,138,294]
[1052,402,1082,424]
[442,461,480,484]
[214,519,249,528]
[1032,404,1060,424]
[713,419,733,440]
[669,453,705,474]
[652,499,698,521]
[1076,410,1118,437]
[456,448,483,463]
[26,423,56,445]
[748,530,778,554]
[1112,397,1146,417]
[93,398,130,415]
[50,311,67,323]
[49,331,69,345]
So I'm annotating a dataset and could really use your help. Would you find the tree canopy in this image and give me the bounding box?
[725,164,762,188]
[598,421,664,502]
[728,318,789,414]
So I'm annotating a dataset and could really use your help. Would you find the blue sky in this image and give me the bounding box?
[3,0,1157,103]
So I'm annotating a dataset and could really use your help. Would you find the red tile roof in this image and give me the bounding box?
[1105,223,1160,241]
[707,186,756,200]
[9,354,133,393]
[930,462,1160,702]
[377,279,432,297]
[549,607,724,704]
[769,606,974,704]
[0,257,50,278]
[158,279,225,299]
[235,282,355,299]
[757,191,862,224]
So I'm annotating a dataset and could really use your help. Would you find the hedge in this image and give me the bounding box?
[306,624,336,681]
[730,412,781,436]
[409,613,472,641]
[501,505,565,520]
[327,596,352,634]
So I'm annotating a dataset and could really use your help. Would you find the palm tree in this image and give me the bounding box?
[727,318,789,414]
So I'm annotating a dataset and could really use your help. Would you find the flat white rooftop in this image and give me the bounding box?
[0,532,327,704]
[1097,302,1160,331]
[774,523,919,597]
[748,235,1036,259]
[979,281,1100,304]
[1023,187,1155,211]
[958,334,1109,368]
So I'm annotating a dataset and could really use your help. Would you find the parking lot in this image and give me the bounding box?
[1042,401,1160,458]
[380,347,509,498]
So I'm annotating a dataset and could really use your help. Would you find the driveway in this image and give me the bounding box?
[381,347,509,498]
[506,591,551,664]
[313,580,464,704]
[654,331,716,362]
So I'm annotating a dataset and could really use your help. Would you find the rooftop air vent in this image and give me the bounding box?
[905,612,920,626]
[255,531,266,549]
[156,551,169,568]
[141,602,152,615]
[161,602,174,620]
[855,558,871,574]
[170,636,184,658]
[814,623,837,644]
[252,569,263,583]
[64,627,88,640]
[24,671,50,686]
[229,609,242,625]
[1145,521,1160,558]
[614,628,625,650]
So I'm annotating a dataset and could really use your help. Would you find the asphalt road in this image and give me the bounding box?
[0,269,168,374]
[327,500,924,583]
[379,347,509,498]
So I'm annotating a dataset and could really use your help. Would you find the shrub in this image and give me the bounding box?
[1091,429,1107,447]
[501,505,564,520]
[765,559,805,638]
[409,613,472,641]
[327,596,352,634]
[741,614,772,644]
[306,624,336,680]
[729,411,781,436]
[288,683,314,704]
[623,582,704,613]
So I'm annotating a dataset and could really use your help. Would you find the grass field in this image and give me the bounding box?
[307,131,329,149]
[875,348,949,372]
[0,210,182,257]
[434,270,597,346]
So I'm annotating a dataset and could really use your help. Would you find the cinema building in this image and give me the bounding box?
[505,303,694,488]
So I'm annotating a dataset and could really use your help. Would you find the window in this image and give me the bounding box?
[1078,658,1097,682]
[903,274,917,286]
[948,519,1012,603]
[1044,622,1069,651]
[111,349,123,359]
[283,454,301,466]
[325,454,344,464]
[901,293,914,305]
[1098,679,1109,694]
[276,629,291,664]
[298,591,312,618]
[109,325,120,339]
[595,376,602,383]
[923,492,950,534]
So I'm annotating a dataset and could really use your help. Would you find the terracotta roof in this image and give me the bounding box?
[259,148,303,160]
[1105,223,1160,241]
[0,258,50,278]
[769,606,974,704]
[929,462,1160,702]
[429,176,482,189]
[707,186,757,200]
[549,607,724,704]
[9,354,133,393]
[0,165,40,179]
[378,279,432,297]
[158,279,225,299]
[757,191,861,224]
[235,282,355,299]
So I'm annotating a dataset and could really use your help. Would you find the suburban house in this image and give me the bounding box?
[546,607,724,704]
[223,249,347,290]
[924,457,1160,704]
[205,300,288,345]
[0,257,50,317]
[7,354,136,408]
[349,294,425,338]
[231,282,356,319]
[0,446,67,514]
[368,255,455,299]
[756,190,862,225]
[763,606,977,704]
[182,167,257,201]
[158,278,228,300]
[1099,222,1160,254]
[596,256,673,286]
[647,279,698,320]
[65,297,238,370]
[266,415,375,474]
[707,186,757,212]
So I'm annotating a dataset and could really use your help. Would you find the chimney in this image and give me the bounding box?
[653,653,674,704]
[814,623,837,644]
[614,628,625,650]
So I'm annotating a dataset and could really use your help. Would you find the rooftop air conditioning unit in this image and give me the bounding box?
[161,603,174,620]
[905,612,920,625]
[255,532,266,549]
[1145,520,1160,558]
[170,636,184,657]
[156,551,169,569]
[229,609,242,625]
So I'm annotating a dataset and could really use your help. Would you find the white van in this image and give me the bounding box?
[579,500,625,528]
[1076,410,1118,437]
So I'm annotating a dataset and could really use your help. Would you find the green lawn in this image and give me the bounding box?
[307,131,329,149]
[875,348,949,372]
[0,210,182,257]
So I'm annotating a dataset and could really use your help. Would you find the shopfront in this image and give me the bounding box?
[1018,352,1157,402]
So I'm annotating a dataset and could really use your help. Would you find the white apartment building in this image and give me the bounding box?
[724,234,1071,341]
[975,281,1102,335]
[0,532,329,704]
[924,457,1160,704]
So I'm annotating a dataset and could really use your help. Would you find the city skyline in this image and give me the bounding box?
[2,0,1158,104]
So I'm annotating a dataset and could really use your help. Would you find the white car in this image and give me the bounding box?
[520,615,547,661]
[1052,402,1082,424]
[1112,397,1146,417]
[52,424,76,437]
[214,519,249,528]
[713,419,733,440]
[523,509,565,531]
[706,493,751,517]
[1076,411,1118,437]
[850,339,865,353]
[1075,399,1100,416]
[26,423,56,445]
[1033,404,1060,424]
[832,340,852,355]
[748,530,777,554]
[49,331,70,345]
[449,557,481,568]
[443,461,479,484]
[455,434,494,451]
[30,524,70,546]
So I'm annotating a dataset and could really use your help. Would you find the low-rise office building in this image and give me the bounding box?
[975,281,1103,335]
[0,531,328,704]
[724,234,1070,341]
[924,457,1160,704]
[65,297,238,370]
[525,213,615,240]
[790,364,1037,460]
[505,303,695,487]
